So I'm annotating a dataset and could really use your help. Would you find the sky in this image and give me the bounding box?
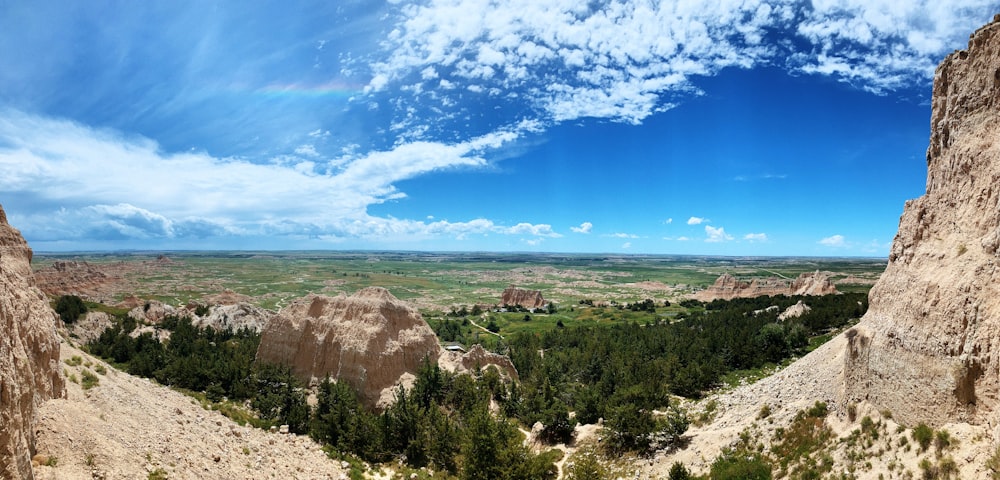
[1,1,998,256]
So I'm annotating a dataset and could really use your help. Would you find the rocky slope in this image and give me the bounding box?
[695,271,837,301]
[500,285,546,309]
[844,14,1000,430]
[33,343,347,480]
[0,205,65,480]
[256,288,441,409]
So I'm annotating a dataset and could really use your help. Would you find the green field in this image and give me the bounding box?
[34,251,885,312]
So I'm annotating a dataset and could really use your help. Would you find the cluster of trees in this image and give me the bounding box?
[87,315,562,478]
[504,293,867,444]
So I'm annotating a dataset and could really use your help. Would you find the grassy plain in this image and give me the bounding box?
[33,251,885,313]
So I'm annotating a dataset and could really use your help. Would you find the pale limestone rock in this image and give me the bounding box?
[0,204,65,480]
[256,287,440,409]
[844,15,1000,429]
[696,271,836,301]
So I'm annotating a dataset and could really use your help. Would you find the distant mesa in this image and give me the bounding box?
[695,271,837,301]
[34,260,118,298]
[501,285,546,309]
[256,287,518,409]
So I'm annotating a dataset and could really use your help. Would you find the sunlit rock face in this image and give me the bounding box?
[844,15,1000,430]
[501,285,545,309]
[0,204,65,480]
[256,287,440,409]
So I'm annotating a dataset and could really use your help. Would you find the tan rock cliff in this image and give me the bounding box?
[0,205,65,480]
[844,15,1000,429]
[256,287,441,409]
[501,285,546,309]
[696,271,836,301]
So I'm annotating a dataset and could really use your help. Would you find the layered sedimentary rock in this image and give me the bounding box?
[191,303,274,333]
[844,15,1000,429]
[256,287,440,408]
[0,205,65,479]
[696,271,836,301]
[501,285,546,309]
[439,344,519,380]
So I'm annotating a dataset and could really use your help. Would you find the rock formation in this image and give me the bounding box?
[127,299,181,324]
[695,271,836,301]
[501,285,546,309]
[844,15,1000,429]
[33,260,121,298]
[439,344,519,380]
[778,300,812,321]
[256,287,441,409]
[0,204,65,479]
[191,302,274,333]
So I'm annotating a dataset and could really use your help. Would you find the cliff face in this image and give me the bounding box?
[256,287,440,409]
[0,205,65,479]
[844,15,1000,429]
[696,271,836,301]
[501,286,545,309]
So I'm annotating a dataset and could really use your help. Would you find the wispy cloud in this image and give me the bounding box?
[606,232,639,239]
[819,234,848,247]
[571,221,593,234]
[687,216,708,225]
[0,109,556,246]
[744,233,768,242]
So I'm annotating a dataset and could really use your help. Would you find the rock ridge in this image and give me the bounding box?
[844,14,1000,429]
[0,204,65,480]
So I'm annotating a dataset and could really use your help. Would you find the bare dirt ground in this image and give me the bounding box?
[32,340,347,480]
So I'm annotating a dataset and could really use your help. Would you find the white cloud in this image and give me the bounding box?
[607,232,638,239]
[677,236,690,241]
[368,0,995,128]
[622,242,632,250]
[744,233,768,242]
[664,218,673,225]
[0,109,556,245]
[819,234,847,247]
[571,221,593,234]
[705,225,734,243]
[294,144,319,157]
[687,216,707,225]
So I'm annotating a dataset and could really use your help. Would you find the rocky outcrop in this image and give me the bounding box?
[439,344,519,380]
[191,303,274,333]
[128,299,182,324]
[0,204,65,480]
[501,285,546,309]
[33,260,121,298]
[256,287,441,409]
[844,15,1000,429]
[778,300,812,321]
[696,271,837,301]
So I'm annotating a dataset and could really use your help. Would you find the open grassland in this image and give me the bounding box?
[33,251,885,311]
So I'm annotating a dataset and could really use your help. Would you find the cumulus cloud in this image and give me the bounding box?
[819,234,848,247]
[571,221,593,234]
[664,218,673,225]
[687,216,707,225]
[705,225,734,243]
[744,233,768,242]
[369,0,995,130]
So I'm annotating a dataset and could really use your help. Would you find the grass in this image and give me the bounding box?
[81,369,100,390]
[33,251,884,313]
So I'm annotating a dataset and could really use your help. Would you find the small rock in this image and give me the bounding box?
[279,424,289,434]
[213,454,221,462]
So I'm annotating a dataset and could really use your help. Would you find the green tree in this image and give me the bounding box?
[54,295,87,324]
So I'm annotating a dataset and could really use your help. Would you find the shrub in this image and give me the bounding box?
[54,295,87,324]
[934,429,952,452]
[81,369,100,390]
[669,462,691,480]
[912,423,933,452]
[709,450,771,480]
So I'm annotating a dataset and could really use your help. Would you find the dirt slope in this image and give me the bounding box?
[32,342,346,480]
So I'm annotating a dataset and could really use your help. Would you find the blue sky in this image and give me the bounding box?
[1,1,997,255]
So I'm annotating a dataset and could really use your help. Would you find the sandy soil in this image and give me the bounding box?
[32,340,347,480]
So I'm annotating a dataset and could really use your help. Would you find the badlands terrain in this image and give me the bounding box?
[6,13,1000,480]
